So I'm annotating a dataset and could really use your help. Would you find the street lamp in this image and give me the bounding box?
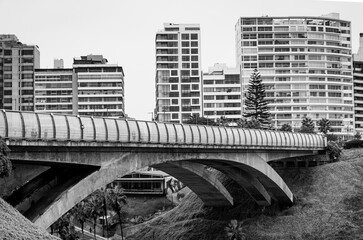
[148,112,154,121]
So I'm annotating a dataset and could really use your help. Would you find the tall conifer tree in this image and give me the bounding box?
[243,69,271,128]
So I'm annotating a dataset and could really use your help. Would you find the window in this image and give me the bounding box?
[172,99,178,104]
[182,49,189,54]
[4,50,11,56]
[258,40,273,45]
[242,18,256,25]
[181,34,189,40]
[328,92,341,97]
[191,41,198,47]
[191,49,198,54]
[258,27,272,31]
[191,56,198,61]
[244,63,258,68]
[259,63,273,68]
[21,49,34,55]
[182,63,190,68]
[258,34,273,38]
[181,42,189,47]
[242,41,257,46]
[182,56,190,61]
[244,55,258,61]
[192,99,199,104]
[243,34,257,39]
[191,34,198,40]
[171,85,178,90]
[191,63,198,68]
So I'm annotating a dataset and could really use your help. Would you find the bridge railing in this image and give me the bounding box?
[0,110,326,150]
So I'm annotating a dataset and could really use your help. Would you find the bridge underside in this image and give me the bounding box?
[2,145,325,229]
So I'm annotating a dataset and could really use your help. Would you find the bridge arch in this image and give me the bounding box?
[32,150,294,229]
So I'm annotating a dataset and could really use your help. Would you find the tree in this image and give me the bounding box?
[84,194,103,239]
[106,186,127,239]
[300,117,315,133]
[225,219,247,240]
[279,123,292,132]
[354,132,362,140]
[72,201,88,236]
[183,115,216,126]
[236,118,261,129]
[243,69,271,129]
[52,213,78,240]
[0,137,11,178]
[317,118,331,134]
[99,188,110,237]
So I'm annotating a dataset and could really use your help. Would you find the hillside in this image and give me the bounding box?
[126,149,363,240]
[0,197,58,240]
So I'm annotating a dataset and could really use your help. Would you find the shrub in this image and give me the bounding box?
[326,134,338,142]
[343,139,363,149]
[327,142,342,162]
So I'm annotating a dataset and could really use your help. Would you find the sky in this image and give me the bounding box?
[1,0,363,120]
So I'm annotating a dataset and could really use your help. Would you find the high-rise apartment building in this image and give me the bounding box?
[54,59,64,69]
[353,60,363,133]
[34,55,125,117]
[236,13,354,133]
[202,63,241,122]
[155,23,202,123]
[353,33,363,133]
[34,68,73,114]
[73,55,125,117]
[0,34,40,111]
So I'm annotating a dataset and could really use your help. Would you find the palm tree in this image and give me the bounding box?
[106,186,127,239]
[72,201,88,235]
[225,219,247,240]
[85,194,102,239]
[99,188,110,237]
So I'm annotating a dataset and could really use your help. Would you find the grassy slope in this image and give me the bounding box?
[126,149,363,240]
[0,197,58,240]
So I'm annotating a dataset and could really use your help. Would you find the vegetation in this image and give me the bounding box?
[279,123,292,132]
[343,139,363,149]
[0,197,58,240]
[299,117,315,133]
[225,219,246,240]
[243,69,271,129]
[0,137,11,178]
[326,141,342,161]
[317,118,332,134]
[354,132,362,140]
[236,118,261,129]
[126,149,363,239]
[106,186,127,239]
[183,115,217,126]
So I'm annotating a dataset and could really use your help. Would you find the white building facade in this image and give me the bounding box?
[236,14,354,133]
[34,68,73,114]
[73,55,125,117]
[202,63,241,122]
[34,55,125,117]
[155,23,202,123]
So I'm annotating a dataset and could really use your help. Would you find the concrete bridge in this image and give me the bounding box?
[0,110,326,229]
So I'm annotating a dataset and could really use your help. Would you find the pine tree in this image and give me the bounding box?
[243,69,271,128]
[317,118,331,134]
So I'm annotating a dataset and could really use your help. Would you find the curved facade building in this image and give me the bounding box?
[236,13,354,134]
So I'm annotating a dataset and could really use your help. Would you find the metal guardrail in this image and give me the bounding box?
[0,110,326,149]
